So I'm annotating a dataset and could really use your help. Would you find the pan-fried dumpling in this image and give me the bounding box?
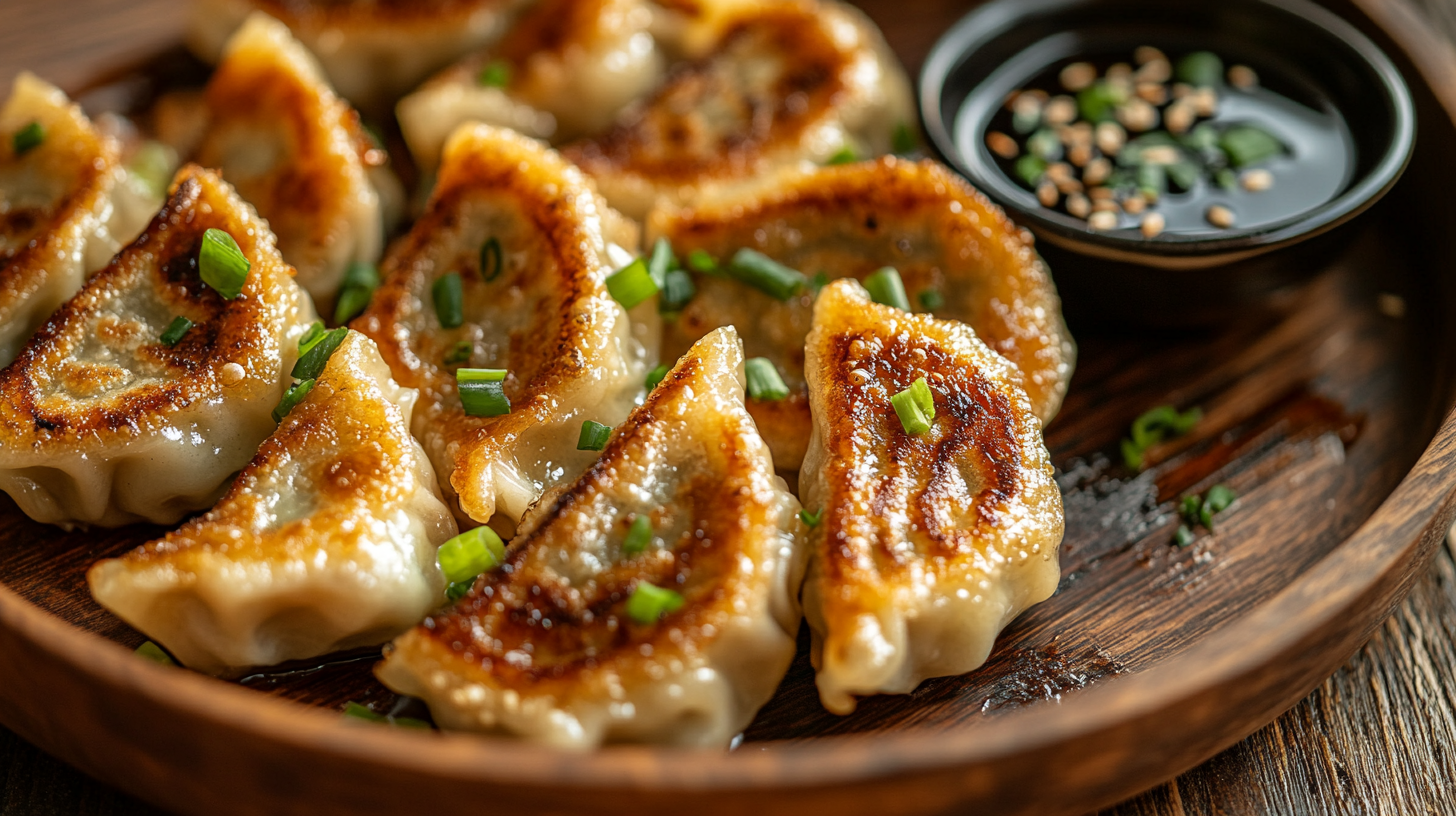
[799,280,1064,715]
[187,13,390,318]
[561,0,914,220]
[88,331,457,675]
[398,0,665,170]
[377,326,804,748]
[0,165,316,529]
[187,0,532,113]
[649,157,1075,469]
[0,74,159,367]
[354,123,653,528]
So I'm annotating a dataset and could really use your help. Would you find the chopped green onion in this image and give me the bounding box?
[1137,163,1166,201]
[864,267,911,311]
[1179,495,1203,526]
[606,257,659,309]
[891,377,935,435]
[1177,484,1238,535]
[272,379,316,423]
[1215,168,1239,190]
[333,262,379,324]
[1026,128,1062,161]
[135,641,175,665]
[577,419,611,451]
[12,121,43,156]
[444,340,472,365]
[1219,125,1284,168]
[647,237,675,286]
[745,357,789,401]
[892,121,918,155]
[645,363,669,390]
[1122,404,1202,470]
[1204,483,1237,514]
[478,59,512,88]
[625,582,684,625]
[1176,51,1224,87]
[826,145,859,165]
[622,514,653,555]
[918,289,944,311]
[436,525,506,584]
[199,228,250,300]
[457,368,510,416]
[660,269,697,313]
[810,271,831,292]
[343,702,430,729]
[292,327,348,380]
[1181,123,1220,152]
[300,320,326,350]
[1174,525,1195,547]
[432,272,464,329]
[687,249,718,274]
[159,316,193,347]
[445,580,473,603]
[799,508,822,528]
[480,237,503,282]
[1076,80,1126,123]
[1167,160,1200,190]
[1014,154,1047,187]
[726,249,807,301]
[127,141,176,200]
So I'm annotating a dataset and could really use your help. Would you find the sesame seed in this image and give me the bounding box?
[1241,169,1274,191]
[1140,212,1165,238]
[1206,205,1236,228]
[1088,211,1119,231]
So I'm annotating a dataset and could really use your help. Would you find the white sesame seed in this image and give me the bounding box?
[1241,169,1274,191]
[1206,205,1236,228]
[1141,212,1166,238]
[1088,210,1119,231]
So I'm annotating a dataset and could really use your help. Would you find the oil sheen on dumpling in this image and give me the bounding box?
[88,331,457,675]
[377,327,804,748]
[799,280,1064,715]
[561,0,914,220]
[651,156,1075,470]
[188,0,533,113]
[398,0,665,170]
[0,74,159,367]
[354,123,652,528]
[0,165,315,529]
[190,13,387,317]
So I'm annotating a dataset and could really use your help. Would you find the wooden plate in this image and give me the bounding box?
[2,1,1455,814]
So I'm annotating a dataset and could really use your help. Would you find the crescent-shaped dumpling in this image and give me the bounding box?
[799,280,1064,715]
[0,165,316,529]
[353,123,653,528]
[187,0,533,113]
[376,327,804,748]
[88,330,457,675]
[398,0,665,170]
[649,156,1075,470]
[0,73,160,367]
[191,13,390,317]
[561,0,915,220]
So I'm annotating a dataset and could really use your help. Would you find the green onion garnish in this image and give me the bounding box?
[647,237,675,286]
[799,508,822,528]
[826,145,859,165]
[292,326,348,380]
[436,525,506,584]
[1219,125,1284,168]
[577,420,611,451]
[645,363,669,391]
[478,59,512,88]
[299,320,326,350]
[127,141,175,200]
[625,582,684,625]
[622,514,653,556]
[445,580,473,603]
[432,272,464,329]
[457,368,510,416]
[891,377,935,435]
[159,316,193,347]
[892,121,918,155]
[660,270,696,313]
[343,702,430,729]
[1121,404,1202,470]
[444,340,472,365]
[199,228,250,300]
[918,289,944,310]
[1176,51,1224,87]
[726,249,807,301]
[1176,484,1237,539]
[745,357,789,401]
[1174,525,1195,547]
[480,237,503,282]
[333,262,379,324]
[12,121,43,156]
[810,271,831,292]
[135,641,175,665]
[1014,154,1047,187]
[687,249,717,274]
[864,267,910,311]
[272,379,316,423]
[606,257,659,309]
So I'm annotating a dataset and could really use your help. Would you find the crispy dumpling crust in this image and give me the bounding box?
[0,165,315,528]
[0,74,157,367]
[800,280,1063,715]
[194,13,386,316]
[561,0,915,219]
[354,123,651,527]
[89,331,457,675]
[377,327,804,748]
[649,156,1075,469]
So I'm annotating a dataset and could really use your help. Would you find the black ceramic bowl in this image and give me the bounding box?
[919,0,1415,326]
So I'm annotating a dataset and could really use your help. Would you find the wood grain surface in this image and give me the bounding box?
[0,0,1454,813]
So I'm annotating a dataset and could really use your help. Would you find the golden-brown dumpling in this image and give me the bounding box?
[0,166,316,528]
[377,327,804,748]
[0,74,159,367]
[649,156,1075,469]
[799,280,1064,715]
[88,331,456,675]
[353,123,653,528]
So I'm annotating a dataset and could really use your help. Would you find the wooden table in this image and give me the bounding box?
[0,0,1453,813]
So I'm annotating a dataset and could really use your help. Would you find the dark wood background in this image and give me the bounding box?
[1,0,1454,813]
